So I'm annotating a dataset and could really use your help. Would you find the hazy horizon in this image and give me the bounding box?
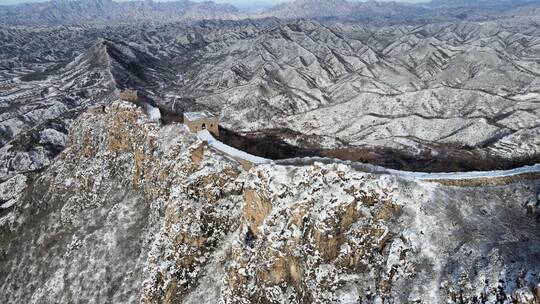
[0,0,431,7]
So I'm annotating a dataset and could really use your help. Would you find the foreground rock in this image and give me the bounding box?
[0,101,539,303]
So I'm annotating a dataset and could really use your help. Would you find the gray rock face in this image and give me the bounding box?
[1,101,539,303]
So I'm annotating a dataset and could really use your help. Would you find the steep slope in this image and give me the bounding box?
[0,36,164,182]
[1,101,539,303]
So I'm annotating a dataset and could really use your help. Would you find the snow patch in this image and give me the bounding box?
[196,129,271,165]
[144,103,161,122]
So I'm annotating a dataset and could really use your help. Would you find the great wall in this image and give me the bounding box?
[115,91,540,186]
[193,127,540,186]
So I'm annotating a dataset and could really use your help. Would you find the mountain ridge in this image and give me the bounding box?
[0,0,240,25]
[2,0,540,25]
[2,17,540,177]
[2,100,539,303]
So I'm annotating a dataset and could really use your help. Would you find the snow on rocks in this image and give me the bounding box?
[143,102,161,123]
[197,129,271,165]
[512,287,536,304]
[10,146,50,172]
[223,162,405,303]
[39,128,68,147]
[2,100,540,304]
[275,156,540,181]
[0,174,27,209]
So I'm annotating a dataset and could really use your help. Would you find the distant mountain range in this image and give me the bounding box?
[0,0,240,25]
[429,0,540,9]
[1,0,540,25]
[264,0,540,23]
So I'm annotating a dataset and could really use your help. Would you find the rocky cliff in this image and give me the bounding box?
[1,101,539,303]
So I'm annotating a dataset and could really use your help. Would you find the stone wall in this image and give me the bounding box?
[185,117,219,137]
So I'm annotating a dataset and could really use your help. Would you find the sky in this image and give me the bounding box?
[0,0,429,6]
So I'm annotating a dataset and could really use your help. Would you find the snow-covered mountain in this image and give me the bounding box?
[0,0,239,25]
[1,101,539,303]
[2,17,540,177]
[2,0,540,26]
[1,1,540,303]
[430,0,540,9]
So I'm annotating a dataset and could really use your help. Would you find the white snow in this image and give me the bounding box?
[387,163,540,180]
[0,174,27,209]
[184,111,215,121]
[39,129,67,147]
[144,103,161,122]
[511,92,540,101]
[196,129,271,165]
[191,128,540,180]
[274,156,540,180]
[0,198,18,209]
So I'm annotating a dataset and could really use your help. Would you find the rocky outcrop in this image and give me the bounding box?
[0,174,27,209]
[242,189,272,237]
[1,102,539,303]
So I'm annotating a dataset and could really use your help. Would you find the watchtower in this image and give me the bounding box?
[183,111,219,137]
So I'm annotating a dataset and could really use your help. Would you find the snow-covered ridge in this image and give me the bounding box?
[387,164,540,180]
